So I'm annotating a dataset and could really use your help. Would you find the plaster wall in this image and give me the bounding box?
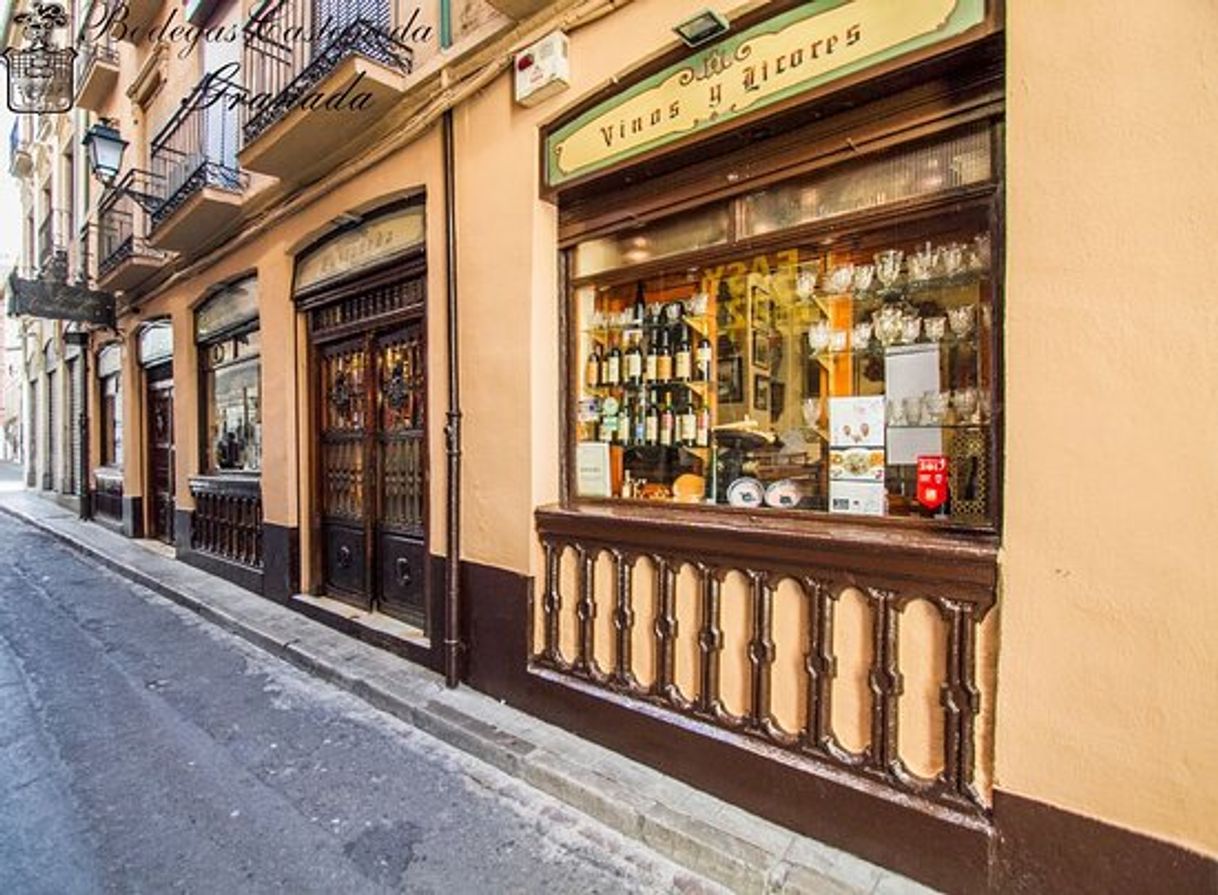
[1000,0,1218,857]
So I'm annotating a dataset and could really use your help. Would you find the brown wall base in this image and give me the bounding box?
[122,495,143,539]
[992,790,1217,894]
[263,523,300,603]
[458,557,1218,895]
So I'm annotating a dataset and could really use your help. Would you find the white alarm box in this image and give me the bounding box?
[514,31,570,107]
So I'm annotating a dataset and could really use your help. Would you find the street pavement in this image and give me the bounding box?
[0,507,719,895]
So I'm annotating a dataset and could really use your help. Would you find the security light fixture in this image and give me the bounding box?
[673,9,729,48]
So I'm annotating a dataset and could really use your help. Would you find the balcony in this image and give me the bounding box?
[9,120,31,177]
[98,171,170,293]
[148,77,248,253]
[74,30,120,112]
[37,209,70,280]
[239,3,412,181]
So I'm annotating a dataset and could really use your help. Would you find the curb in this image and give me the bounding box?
[0,499,917,895]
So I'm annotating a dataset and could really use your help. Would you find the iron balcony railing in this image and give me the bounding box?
[242,0,412,147]
[149,75,249,232]
[99,170,168,276]
[74,27,118,96]
[37,208,70,277]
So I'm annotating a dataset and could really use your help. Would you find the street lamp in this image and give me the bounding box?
[81,120,162,212]
[81,120,128,186]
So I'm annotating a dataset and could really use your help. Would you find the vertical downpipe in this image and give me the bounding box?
[442,109,463,688]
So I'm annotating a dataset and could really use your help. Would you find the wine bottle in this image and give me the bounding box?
[632,397,647,446]
[696,337,713,381]
[605,345,621,386]
[645,399,659,446]
[645,338,658,383]
[679,396,697,446]
[659,391,675,447]
[625,335,643,384]
[674,327,692,381]
[586,345,602,388]
[696,404,711,447]
[633,284,646,326]
[656,329,673,383]
[618,402,631,444]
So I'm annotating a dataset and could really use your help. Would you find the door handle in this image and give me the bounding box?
[396,557,412,587]
[336,545,352,569]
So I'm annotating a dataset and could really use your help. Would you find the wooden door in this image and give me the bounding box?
[147,372,175,544]
[317,321,428,626]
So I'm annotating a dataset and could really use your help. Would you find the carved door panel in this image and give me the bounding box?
[375,324,426,626]
[147,374,175,544]
[319,338,372,608]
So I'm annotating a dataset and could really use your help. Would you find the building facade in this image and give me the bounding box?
[4,1,1216,892]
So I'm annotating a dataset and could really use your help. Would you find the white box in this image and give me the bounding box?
[514,31,570,107]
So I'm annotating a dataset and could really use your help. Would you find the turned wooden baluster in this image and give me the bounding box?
[573,546,596,676]
[695,567,723,717]
[802,578,836,754]
[610,551,639,692]
[540,540,563,667]
[652,557,679,702]
[867,588,903,775]
[746,572,776,732]
[940,599,983,804]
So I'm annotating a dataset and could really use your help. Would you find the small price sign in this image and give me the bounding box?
[916,455,949,510]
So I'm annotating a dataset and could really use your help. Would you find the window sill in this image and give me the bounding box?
[189,473,262,498]
[535,501,998,603]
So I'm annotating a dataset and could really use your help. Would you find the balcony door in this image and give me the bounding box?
[312,275,428,628]
[202,3,242,179]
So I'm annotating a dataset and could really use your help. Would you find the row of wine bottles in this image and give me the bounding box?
[595,390,711,448]
[587,329,713,387]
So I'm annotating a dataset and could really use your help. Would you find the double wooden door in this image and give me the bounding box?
[316,319,427,626]
[147,370,176,544]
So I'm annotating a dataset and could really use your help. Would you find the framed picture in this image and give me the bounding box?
[752,328,772,370]
[717,356,744,403]
[754,374,771,411]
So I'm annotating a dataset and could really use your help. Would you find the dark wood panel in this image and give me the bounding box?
[377,533,425,626]
[322,521,369,608]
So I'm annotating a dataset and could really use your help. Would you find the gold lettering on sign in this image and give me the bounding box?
[549,0,976,185]
[295,207,425,294]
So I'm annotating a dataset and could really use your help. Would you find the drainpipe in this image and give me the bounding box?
[442,108,463,688]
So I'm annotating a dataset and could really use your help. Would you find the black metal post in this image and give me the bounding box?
[442,108,463,688]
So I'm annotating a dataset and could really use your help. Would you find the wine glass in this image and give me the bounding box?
[874,249,903,288]
[948,305,976,339]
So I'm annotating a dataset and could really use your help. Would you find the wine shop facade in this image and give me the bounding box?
[7,0,1217,891]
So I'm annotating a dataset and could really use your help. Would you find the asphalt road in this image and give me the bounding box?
[0,510,715,895]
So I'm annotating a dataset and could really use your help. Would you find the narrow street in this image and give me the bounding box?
[0,505,715,895]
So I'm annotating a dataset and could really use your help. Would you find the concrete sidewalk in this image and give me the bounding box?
[0,488,932,895]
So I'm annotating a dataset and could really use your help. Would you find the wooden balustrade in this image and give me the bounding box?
[534,505,998,814]
[189,477,263,569]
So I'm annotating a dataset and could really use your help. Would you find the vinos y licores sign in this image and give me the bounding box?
[544,0,986,188]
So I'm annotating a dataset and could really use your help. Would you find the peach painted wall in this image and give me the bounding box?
[1000,0,1218,857]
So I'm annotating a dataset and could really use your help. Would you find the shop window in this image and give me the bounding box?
[196,279,261,474]
[568,126,999,528]
[97,344,122,467]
